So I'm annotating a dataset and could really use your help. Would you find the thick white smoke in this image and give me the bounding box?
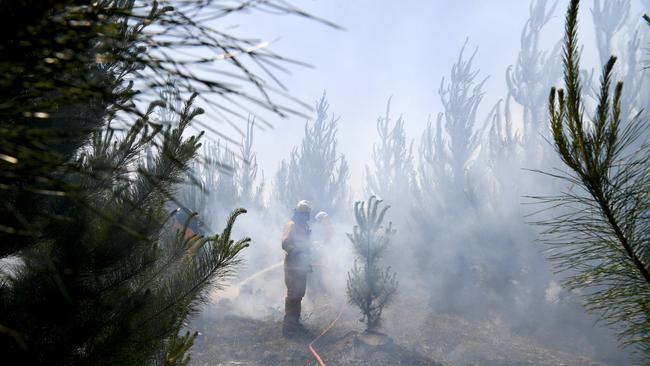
[185,1,650,364]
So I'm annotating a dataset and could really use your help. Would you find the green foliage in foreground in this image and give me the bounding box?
[0,91,251,365]
[0,1,318,364]
[541,0,650,359]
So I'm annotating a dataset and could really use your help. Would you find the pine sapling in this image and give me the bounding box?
[346,196,398,334]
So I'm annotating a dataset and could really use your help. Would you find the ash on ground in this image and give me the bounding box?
[189,295,611,366]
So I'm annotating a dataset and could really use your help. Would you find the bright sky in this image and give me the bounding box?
[202,0,630,198]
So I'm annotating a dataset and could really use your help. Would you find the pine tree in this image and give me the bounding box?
[592,0,649,135]
[365,97,416,203]
[542,0,650,359]
[0,0,326,255]
[480,99,520,198]
[506,0,562,162]
[237,117,265,210]
[414,42,487,283]
[592,0,630,67]
[0,1,325,364]
[273,160,291,212]
[417,41,486,212]
[157,79,183,128]
[178,116,265,227]
[273,92,349,214]
[346,196,398,333]
[178,140,239,227]
[1,93,251,365]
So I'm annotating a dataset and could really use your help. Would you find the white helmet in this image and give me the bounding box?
[314,211,329,222]
[295,200,312,213]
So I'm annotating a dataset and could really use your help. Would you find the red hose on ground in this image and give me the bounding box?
[308,304,343,366]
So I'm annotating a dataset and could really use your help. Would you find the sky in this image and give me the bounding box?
[202,0,619,198]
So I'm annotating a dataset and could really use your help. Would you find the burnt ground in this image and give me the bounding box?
[383,308,608,366]
[190,315,440,366]
[188,262,620,366]
[188,298,610,366]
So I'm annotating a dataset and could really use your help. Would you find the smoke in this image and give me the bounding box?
[182,1,650,364]
[203,210,355,320]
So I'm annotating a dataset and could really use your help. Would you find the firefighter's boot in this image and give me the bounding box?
[282,297,311,339]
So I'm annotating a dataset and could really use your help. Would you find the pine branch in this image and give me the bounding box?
[541,0,650,357]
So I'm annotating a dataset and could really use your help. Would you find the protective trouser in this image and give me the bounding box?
[283,266,308,329]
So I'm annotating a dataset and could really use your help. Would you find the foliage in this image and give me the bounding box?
[506,0,562,160]
[417,41,486,210]
[0,94,251,365]
[346,196,398,333]
[413,42,487,282]
[592,0,649,134]
[541,0,650,358]
[273,92,349,214]
[237,117,265,210]
[365,97,416,202]
[592,0,630,66]
[178,117,265,227]
[0,0,321,364]
[165,331,197,366]
[0,0,326,249]
[480,99,519,193]
[179,140,238,223]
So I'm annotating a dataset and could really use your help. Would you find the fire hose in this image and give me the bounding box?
[213,260,344,365]
[308,302,344,366]
[305,263,344,366]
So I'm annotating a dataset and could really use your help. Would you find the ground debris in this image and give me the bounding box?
[189,301,611,366]
[189,315,441,366]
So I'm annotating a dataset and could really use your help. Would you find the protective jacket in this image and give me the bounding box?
[282,219,311,272]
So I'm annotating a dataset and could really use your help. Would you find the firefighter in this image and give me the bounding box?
[313,211,332,243]
[172,206,205,239]
[282,200,313,338]
[171,206,207,258]
[309,211,332,299]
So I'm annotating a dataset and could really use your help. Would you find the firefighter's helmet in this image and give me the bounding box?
[295,200,312,213]
[314,211,328,222]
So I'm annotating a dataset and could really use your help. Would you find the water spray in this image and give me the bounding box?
[210,261,283,301]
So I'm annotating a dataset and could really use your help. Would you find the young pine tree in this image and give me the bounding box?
[413,42,487,287]
[346,196,398,334]
[177,140,239,227]
[542,0,650,359]
[237,117,265,210]
[179,117,265,227]
[273,92,349,214]
[0,94,251,366]
[0,1,324,364]
[417,41,487,212]
[592,0,649,136]
[592,0,630,67]
[365,97,416,203]
[506,0,562,162]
